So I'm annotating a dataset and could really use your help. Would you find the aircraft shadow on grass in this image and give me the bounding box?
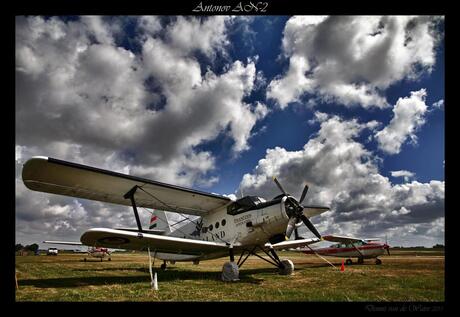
[18,268,272,288]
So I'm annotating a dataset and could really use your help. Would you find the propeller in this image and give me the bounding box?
[273,177,322,240]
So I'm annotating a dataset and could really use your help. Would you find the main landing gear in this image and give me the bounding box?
[221,245,294,282]
[345,257,363,265]
[160,260,167,271]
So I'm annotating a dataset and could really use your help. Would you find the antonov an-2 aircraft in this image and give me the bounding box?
[22,156,330,281]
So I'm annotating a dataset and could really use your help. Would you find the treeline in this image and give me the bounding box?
[392,244,444,249]
[15,243,39,252]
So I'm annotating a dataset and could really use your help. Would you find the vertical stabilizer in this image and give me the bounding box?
[149,210,171,233]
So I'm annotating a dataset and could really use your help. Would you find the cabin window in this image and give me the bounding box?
[221,219,226,226]
[215,222,219,229]
[209,224,213,231]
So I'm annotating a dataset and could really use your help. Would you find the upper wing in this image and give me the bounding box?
[302,206,330,218]
[322,234,363,244]
[268,238,321,251]
[22,157,231,216]
[81,228,229,255]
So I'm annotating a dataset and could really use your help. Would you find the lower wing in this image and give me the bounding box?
[81,228,229,256]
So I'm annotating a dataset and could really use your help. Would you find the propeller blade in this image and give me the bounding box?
[273,177,288,195]
[299,184,309,204]
[285,217,298,239]
[300,214,321,239]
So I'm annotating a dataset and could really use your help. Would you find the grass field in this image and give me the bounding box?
[15,250,444,302]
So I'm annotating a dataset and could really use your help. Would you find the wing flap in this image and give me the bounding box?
[22,157,231,216]
[81,228,229,255]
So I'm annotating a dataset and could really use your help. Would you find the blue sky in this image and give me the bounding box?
[197,16,444,194]
[16,16,444,247]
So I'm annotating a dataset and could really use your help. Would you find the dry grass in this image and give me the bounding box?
[15,250,444,302]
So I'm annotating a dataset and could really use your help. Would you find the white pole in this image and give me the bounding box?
[153,272,158,290]
[147,247,158,290]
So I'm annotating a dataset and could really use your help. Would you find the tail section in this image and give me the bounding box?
[149,210,171,233]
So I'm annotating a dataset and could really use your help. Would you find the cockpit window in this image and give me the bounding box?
[227,196,264,215]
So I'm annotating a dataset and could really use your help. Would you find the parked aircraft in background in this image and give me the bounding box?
[299,235,390,265]
[43,240,112,262]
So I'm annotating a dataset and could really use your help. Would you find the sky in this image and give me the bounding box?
[15,16,445,248]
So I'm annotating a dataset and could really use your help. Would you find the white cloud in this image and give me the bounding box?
[375,89,428,154]
[15,16,267,245]
[239,114,444,246]
[432,99,444,109]
[391,170,415,183]
[165,16,230,58]
[267,16,442,109]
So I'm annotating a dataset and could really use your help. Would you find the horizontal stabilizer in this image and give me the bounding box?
[268,237,321,251]
[43,240,83,246]
[302,206,330,218]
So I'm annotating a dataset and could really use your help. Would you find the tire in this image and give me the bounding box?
[345,259,353,265]
[279,259,294,275]
[160,263,167,271]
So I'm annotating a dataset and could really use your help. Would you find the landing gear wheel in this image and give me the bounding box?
[279,259,294,275]
[375,258,382,265]
[108,258,111,261]
[221,262,239,281]
[160,262,167,271]
[345,259,353,265]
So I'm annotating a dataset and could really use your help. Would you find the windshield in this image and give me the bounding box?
[227,196,265,215]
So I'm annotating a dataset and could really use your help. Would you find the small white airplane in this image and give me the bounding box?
[43,241,112,262]
[299,235,391,265]
[22,156,330,280]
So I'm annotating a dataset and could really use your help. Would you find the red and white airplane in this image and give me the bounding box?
[22,156,330,281]
[300,234,391,265]
[43,241,112,262]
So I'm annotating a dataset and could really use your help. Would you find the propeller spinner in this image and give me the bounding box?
[273,177,322,240]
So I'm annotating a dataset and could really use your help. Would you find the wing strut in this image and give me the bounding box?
[124,185,143,232]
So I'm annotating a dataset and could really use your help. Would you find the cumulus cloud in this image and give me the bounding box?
[16,16,266,182]
[15,16,267,245]
[267,16,443,109]
[391,170,415,183]
[432,99,444,109]
[375,89,428,154]
[239,114,444,246]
